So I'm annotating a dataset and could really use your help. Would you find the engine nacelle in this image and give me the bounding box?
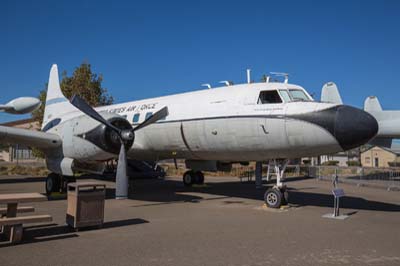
[81,116,134,154]
[51,112,133,161]
[46,157,105,176]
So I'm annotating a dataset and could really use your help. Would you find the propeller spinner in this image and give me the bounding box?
[70,95,168,199]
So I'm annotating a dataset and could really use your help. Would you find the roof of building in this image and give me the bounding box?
[361,145,400,156]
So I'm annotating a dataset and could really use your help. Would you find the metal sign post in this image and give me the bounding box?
[322,172,349,220]
[332,188,345,217]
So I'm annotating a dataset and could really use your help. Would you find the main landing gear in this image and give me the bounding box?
[182,170,204,186]
[45,173,76,195]
[264,159,289,208]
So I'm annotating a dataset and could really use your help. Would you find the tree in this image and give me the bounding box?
[32,62,114,125]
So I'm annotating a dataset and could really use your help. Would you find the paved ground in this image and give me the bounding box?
[0,174,399,266]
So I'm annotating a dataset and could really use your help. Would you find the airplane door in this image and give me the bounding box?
[259,104,288,153]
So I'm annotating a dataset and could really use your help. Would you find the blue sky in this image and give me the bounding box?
[1,0,399,123]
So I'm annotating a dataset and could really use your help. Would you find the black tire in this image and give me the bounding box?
[194,171,204,184]
[61,176,76,193]
[67,176,77,183]
[183,171,194,186]
[264,188,282,208]
[282,189,289,205]
[45,173,61,195]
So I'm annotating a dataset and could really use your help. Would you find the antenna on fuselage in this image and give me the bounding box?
[246,69,251,84]
[270,72,289,84]
[201,83,212,89]
[261,74,271,83]
[219,81,232,86]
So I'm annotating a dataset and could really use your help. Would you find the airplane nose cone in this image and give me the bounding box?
[334,105,378,150]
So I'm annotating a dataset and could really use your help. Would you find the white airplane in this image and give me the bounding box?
[0,65,378,208]
[364,96,400,147]
[0,97,41,114]
[321,82,400,148]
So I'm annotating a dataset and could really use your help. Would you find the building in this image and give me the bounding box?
[0,118,40,162]
[305,149,360,166]
[361,146,400,167]
[320,151,359,166]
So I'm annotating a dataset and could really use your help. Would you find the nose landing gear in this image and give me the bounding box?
[264,159,289,208]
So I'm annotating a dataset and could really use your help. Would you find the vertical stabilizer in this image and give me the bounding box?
[42,64,77,130]
[321,82,343,104]
[364,96,382,113]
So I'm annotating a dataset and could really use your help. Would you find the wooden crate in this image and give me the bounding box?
[66,182,106,229]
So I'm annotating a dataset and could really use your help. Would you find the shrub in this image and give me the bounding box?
[322,160,339,166]
[347,160,361,166]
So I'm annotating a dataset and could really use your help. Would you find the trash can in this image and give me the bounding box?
[66,182,106,229]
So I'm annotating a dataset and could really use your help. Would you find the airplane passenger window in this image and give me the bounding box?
[132,113,140,123]
[257,90,282,104]
[145,112,153,119]
[289,89,310,101]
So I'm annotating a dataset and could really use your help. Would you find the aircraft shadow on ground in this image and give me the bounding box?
[0,176,46,184]
[0,218,149,247]
[0,175,95,185]
[100,177,400,212]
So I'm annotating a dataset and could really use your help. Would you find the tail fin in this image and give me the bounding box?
[321,82,343,104]
[42,64,77,130]
[364,96,382,112]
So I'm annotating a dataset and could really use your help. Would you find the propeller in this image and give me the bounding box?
[70,95,168,199]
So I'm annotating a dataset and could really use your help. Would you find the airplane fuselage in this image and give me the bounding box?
[45,82,378,164]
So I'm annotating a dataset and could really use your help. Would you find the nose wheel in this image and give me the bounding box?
[264,159,290,208]
[264,186,289,208]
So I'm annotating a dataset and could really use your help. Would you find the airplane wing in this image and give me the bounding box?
[0,125,62,150]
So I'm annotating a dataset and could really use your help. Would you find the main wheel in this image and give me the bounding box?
[282,189,289,205]
[45,173,61,195]
[61,176,77,192]
[194,171,204,185]
[264,188,283,208]
[183,171,195,186]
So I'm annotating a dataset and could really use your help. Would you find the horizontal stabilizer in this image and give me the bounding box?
[364,96,382,112]
[321,82,343,104]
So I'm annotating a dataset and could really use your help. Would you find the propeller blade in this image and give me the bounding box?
[115,142,128,199]
[70,95,121,133]
[133,106,169,132]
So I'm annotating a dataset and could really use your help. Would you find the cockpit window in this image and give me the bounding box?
[289,89,310,101]
[257,90,282,104]
[278,89,312,102]
[278,90,291,102]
